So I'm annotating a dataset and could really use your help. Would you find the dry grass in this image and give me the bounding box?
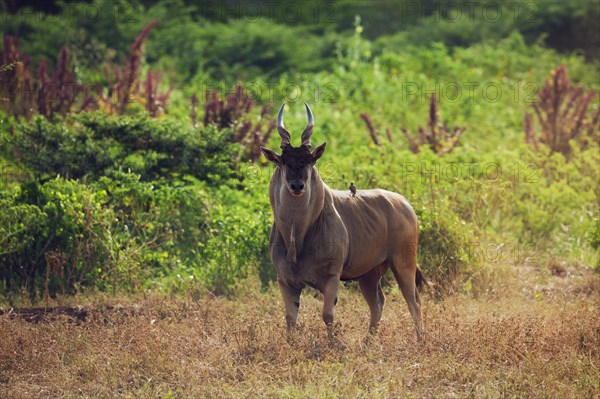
[1,266,599,399]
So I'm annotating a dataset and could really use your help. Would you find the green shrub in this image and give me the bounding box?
[0,172,214,300]
[194,197,271,295]
[0,199,45,258]
[416,204,479,296]
[151,19,336,83]
[371,1,599,58]
[0,179,111,299]
[153,181,272,296]
[513,146,599,262]
[9,112,239,183]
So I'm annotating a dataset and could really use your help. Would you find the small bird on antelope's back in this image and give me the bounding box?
[349,182,356,197]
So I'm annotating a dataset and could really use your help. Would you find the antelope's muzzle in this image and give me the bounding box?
[290,181,305,196]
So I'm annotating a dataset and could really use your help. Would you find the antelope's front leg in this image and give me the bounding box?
[322,276,341,338]
[278,279,303,331]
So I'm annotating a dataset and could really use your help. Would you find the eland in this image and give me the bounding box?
[260,103,426,341]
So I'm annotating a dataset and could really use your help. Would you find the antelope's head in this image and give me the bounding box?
[261,103,326,197]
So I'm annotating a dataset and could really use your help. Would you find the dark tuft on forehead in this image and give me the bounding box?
[281,145,313,167]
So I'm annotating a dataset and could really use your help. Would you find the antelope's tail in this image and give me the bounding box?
[415,266,429,291]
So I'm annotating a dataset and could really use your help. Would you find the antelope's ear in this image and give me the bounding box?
[311,142,327,162]
[260,146,280,164]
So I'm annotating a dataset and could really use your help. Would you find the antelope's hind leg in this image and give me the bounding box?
[358,266,387,334]
[390,256,424,342]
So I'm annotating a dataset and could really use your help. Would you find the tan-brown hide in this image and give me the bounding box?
[262,103,425,341]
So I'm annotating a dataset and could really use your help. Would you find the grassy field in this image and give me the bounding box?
[2,262,598,399]
[1,2,599,398]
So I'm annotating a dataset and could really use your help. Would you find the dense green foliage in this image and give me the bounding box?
[0,164,272,299]
[3,0,598,83]
[9,112,238,182]
[1,0,598,302]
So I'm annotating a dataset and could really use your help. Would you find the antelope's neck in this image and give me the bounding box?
[271,168,326,262]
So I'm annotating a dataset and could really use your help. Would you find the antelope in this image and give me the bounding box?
[260,103,426,341]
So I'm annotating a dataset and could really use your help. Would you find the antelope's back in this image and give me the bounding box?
[331,188,419,278]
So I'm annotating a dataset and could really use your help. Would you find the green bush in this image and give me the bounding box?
[135,172,272,296]
[1,179,111,299]
[417,204,478,296]
[371,0,599,58]
[0,199,45,259]
[0,172,216,299]
[149,19,337,83]
[4,0,597,88]
[191,187,272,295]
[0,168,277,300]
[9,112,239,183]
